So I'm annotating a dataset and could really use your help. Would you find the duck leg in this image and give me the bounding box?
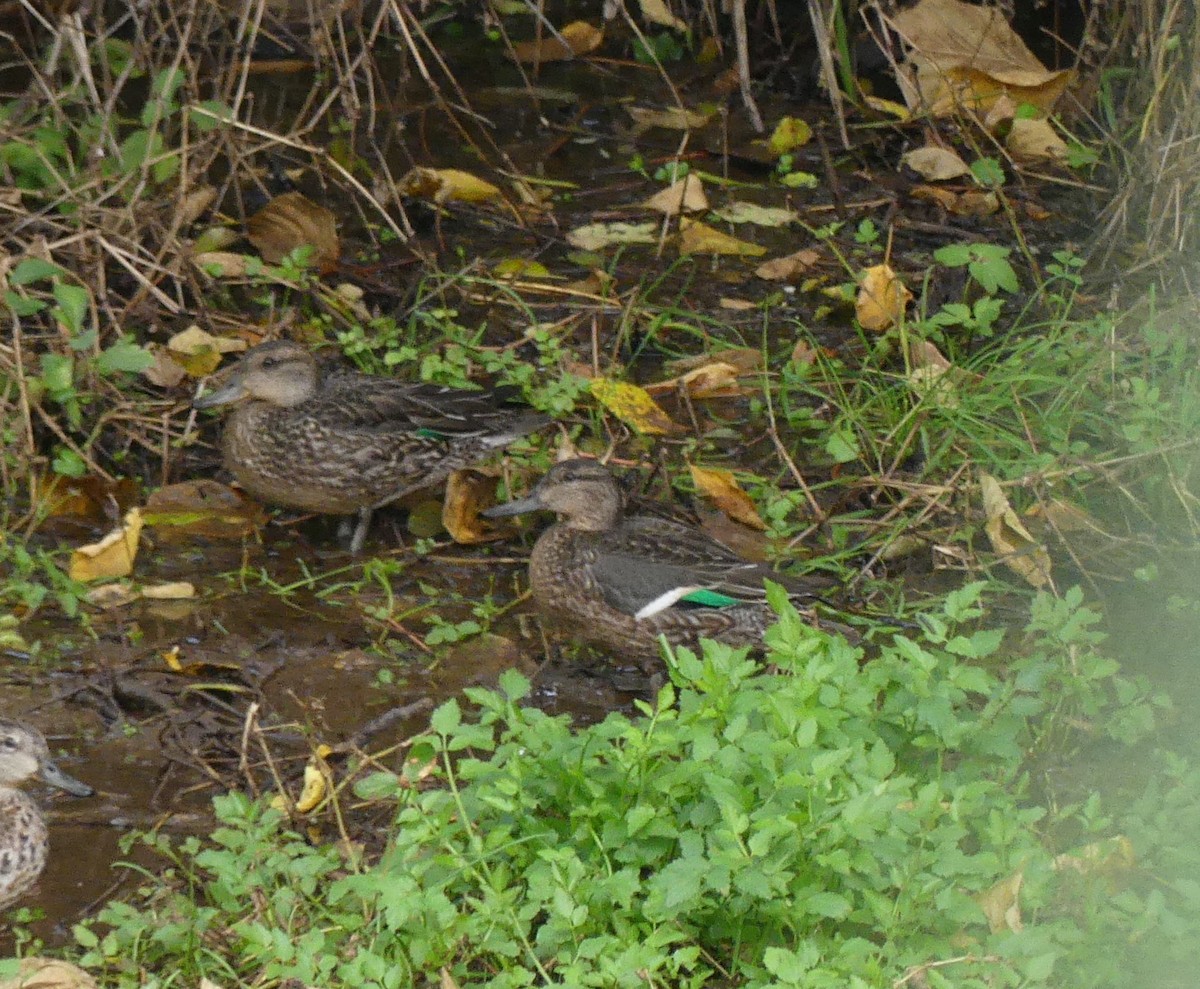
[348,506,374,554]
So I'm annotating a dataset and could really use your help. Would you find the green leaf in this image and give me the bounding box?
[52,282,90,334]
[10,257,65,285]
[430,699,461,735]
[97,339,155,375]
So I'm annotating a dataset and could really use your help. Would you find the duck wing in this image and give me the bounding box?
[317,366,547,438]
[590,516,825,618]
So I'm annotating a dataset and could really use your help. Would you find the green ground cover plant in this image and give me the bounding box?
[73,583,1198,989]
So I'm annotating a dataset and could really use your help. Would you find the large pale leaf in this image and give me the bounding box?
[856,264,912,331]
[70,508,143,581]
[246,191,340,273]
[678,218,766,257]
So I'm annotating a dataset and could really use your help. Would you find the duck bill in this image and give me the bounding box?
[40,759,94,797]
[193,377,248,410]
[481,493,544,519]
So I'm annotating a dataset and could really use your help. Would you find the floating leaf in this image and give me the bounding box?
[626,105,714,132]
[510,20,603,64]
[856,264,912,331]
[689,465,767,530]
[246,191,340,273]
[643,174,708,216]
[910,185,1000,216]
[711,202,799,227]
[678,218,766,257]
[902,145,971,180]
[590,378,680,435]
[980,473,1053,588]
[399,167,503,204]
[566,221,658,251]
[141,581,196,600]
[977,869,1024,933]
[69,507,142,581]
[492,258,552,279]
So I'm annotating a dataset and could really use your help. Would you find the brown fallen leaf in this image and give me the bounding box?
[902,145,970,181]
[69,507,142,581]
[643,174,708,216]
[510,20,603,64]
[0,958,97,989]
[911,184,1000,217]
[644,361,749,400]
[888,0,1072,117]
[678,217,767,257]
[1007,117,1069,163]
[590,378,680,435]
[32,474,139,523]
[906,339,983,408]
[665,347,763,377]
[247,192,339,273]
[626,105,714,132]
[856,263,912,331]
[755,247,822,282]
[442,469,513,545]
[689,465,767,530]
[192,251,257,278]
[980,473,1053,589]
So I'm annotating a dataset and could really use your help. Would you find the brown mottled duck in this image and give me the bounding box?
[0,718,93,912]
[484,458,854,668]
[194,340,549,553]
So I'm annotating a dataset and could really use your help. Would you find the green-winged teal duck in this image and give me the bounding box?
[484,458,850,667]
[194,340,549,553]
[0,718,93,911]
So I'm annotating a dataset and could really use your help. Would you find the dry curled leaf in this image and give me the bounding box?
[644,361,749,399]
[442,469,513,545]
[510,20,603,64]
[690,465,767,530]
[590,378,680,435]
[565,221,658,251]
[1007,117,1069,163]
[856,264,912,331]
[69,507,142,581]
[980,473,1053,588]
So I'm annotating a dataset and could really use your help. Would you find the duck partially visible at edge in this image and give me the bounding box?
[0,718,93,912]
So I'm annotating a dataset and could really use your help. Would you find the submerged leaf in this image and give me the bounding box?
[510,20,603,64]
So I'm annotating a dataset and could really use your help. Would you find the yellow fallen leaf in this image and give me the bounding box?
[980,473,1053,588]
[767,116,812,156]
[643,174,708,216]
[690,465,767,530]
[399,167,503,204]
[492,258,552,279]
[294,751,333,813]
[166,326,247,378]
[755,247,821,282]
[70,508,143,581]
[902,145,970,180]
[678,218,767,257]
[635,0,686,31]
[590,378,680,435]
[862,94,911,119]
[510,20,603,64]
[246,191,340,273]
[141,581,196,600]
[856,263,912,331]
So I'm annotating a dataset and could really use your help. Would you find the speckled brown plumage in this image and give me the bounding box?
[194,340,549,552]
[485,459,855,670]
[0,719,93,911]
